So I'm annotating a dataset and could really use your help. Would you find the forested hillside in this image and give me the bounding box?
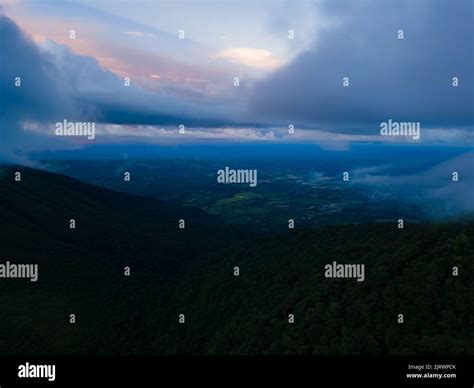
[0,166,472,355]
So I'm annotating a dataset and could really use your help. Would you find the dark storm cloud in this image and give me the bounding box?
[0,12,240,161]
[0,14,74,123]
[0,13,78,161]
[249,0,474,133]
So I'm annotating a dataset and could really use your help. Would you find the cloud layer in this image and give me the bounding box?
[1,0,473,163]
[249,0,474,134]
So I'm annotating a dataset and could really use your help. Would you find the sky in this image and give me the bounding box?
[0,0,473,161]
